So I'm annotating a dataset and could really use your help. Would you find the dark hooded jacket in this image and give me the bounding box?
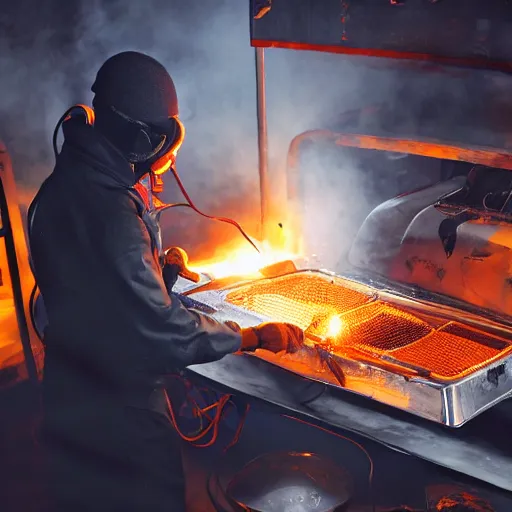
[29,118,241,510]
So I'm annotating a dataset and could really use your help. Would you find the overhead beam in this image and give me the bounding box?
[250,0,512,72]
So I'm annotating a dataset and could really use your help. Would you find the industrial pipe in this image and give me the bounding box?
[255,47,270,242]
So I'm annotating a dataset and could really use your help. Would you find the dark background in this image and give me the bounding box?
[2,0,512,265]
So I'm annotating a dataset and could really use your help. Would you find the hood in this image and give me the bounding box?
[58,118,136,189]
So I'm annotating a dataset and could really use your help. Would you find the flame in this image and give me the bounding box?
[189,240,298,279]
[326,315,344,339]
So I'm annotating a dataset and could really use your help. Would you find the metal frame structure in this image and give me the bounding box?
[250,0,512,240]
[250,0,512,70]
[0,146,40,386]
[255,48,270,242]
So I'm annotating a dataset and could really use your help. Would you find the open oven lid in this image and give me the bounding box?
[250,0,512,72]
[284,127,512,322]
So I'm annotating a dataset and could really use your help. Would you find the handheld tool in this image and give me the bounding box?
[165,246,201,283]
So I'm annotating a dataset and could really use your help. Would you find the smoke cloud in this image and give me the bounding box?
[2,0,512,269]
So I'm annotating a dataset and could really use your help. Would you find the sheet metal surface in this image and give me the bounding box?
[185,354,512,493]
[185,271,512,427]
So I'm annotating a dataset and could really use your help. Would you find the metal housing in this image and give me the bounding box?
[251,0,512,72]
[178,271,512,427]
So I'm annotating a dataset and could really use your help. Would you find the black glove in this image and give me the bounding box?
[226,321,304,354]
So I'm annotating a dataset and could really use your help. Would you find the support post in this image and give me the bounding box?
[255,47,269,243]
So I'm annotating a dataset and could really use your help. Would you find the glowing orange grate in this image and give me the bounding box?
[391,331,501,379]
[226,272,373,330]
[225,273,512,381]
[334,304,432,354]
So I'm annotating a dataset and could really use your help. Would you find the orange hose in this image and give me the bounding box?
[164,373,234,448]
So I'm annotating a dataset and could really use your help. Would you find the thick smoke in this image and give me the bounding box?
[2,0,512,269]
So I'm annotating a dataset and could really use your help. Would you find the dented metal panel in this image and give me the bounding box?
[251,0,512,71]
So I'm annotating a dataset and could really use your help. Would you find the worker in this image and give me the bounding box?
[28,51,304,512]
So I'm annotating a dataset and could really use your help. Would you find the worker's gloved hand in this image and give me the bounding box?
[162,246,201,293]
[226,321,304,354]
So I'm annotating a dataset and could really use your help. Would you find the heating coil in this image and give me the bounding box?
[226,272,511,381]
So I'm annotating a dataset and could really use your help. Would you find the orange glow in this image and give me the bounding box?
[151,117,186,175]
[189,240,298,279]
[252,39,512,73]
[64,104,95,125]
[226,273,512,381]
[227,273,371,331]
[435,491,492,511]
[77,104,95,125]
[326,315,344,339]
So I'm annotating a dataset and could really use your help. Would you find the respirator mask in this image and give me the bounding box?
[53,102,185,197]
[91,99,186,194]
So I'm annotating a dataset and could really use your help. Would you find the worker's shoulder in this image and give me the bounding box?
[36,167,139,222]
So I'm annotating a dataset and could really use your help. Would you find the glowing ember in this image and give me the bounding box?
[189,241,298,279]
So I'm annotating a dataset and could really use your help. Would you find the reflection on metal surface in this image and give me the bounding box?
[188,270,512,426]
[226,451,353,512]
[334,134,512,171]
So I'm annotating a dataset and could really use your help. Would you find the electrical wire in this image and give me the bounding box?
[165,384,229,447]
[164,374,250,452]
[162,374,252,511]
[52,106,78,157]
[169,166,261,254]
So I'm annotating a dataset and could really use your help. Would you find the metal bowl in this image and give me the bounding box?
[225,451,353,512]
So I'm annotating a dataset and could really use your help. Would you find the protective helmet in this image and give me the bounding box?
[91,51,184,170]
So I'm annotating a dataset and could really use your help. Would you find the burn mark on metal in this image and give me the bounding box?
[487,363,506,388]
[253,0,272,20]
[405,256,446,281]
